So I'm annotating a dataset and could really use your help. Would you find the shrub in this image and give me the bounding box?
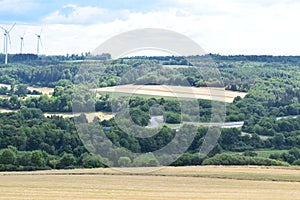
[0,149,16,165]
[171,153,203,166]
[118,157,131,167]
[202,153,289,166]
[132,153,160,167]
[292,159,300,166]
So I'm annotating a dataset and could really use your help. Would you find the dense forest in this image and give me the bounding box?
[1,54,300,170]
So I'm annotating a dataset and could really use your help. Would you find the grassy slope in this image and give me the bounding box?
[255,149,289,158]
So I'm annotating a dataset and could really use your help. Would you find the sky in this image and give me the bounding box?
[0,0,300,55]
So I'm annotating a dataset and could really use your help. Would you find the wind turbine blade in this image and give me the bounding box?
[40,28,43,35]
[0,26,6,31]
[8,23,16,32]
[39,37,43,47]
[3,35,5,53]
[8,34,11,45]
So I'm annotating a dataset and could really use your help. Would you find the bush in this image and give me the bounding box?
[132,153,160,167]
[30,150,45,167]
[202,153,289,166]
[82,155,105,168]
[171,153,203,166]
[243,151,258,157]
[118,157,131,167]
[16,151,31,166]
[0,149,16,165]
[0,164,17,171]
[129,107,150,126]
[292,159,300,166]
[58,153,76,169]
[165,112,181,124]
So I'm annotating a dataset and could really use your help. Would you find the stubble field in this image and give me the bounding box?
[0,166,299,200]
[95,84,247,103]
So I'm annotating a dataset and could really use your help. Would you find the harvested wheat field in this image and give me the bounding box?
[44,111,115,122]
[96,85,247,103]
[27,86,54,95]
[0,108,19,113]
[0,83,54,95]
[0,166,299,200]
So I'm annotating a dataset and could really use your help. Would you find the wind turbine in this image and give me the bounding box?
[35,29,42,55]
[19,32,25,54]
[0,23,16,64]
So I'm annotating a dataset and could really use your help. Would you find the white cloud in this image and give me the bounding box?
[43,4,130,24]
[161,0,300,55]
[3,1,300,55]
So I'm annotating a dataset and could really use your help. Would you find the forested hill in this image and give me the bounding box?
[123,54,300,64]
[209,54,300,63]
[0,54,300,170]
[2,53,300,64]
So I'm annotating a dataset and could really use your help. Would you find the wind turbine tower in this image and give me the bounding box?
[19,32,25,54]
[35,29,42,55]
[3,32,6,54]
[0,23,16,64]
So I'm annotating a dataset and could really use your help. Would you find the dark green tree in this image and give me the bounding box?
[30,150,45,167]
[0,149,16,165]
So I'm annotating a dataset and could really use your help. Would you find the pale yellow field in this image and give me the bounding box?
[0,166,299,200]
[27,86,54,95]
[44,111,115,122]
[96,85,247,103]
[0,108,115,121]
[0,83,54,95]
[0,108,19,113]
[0,83,11,88]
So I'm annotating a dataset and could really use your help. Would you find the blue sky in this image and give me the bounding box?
[0,0,169,23]
[1,0,300,55]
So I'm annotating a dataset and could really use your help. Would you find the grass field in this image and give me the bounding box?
[255,149,289,158]
[0,166,299,200]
